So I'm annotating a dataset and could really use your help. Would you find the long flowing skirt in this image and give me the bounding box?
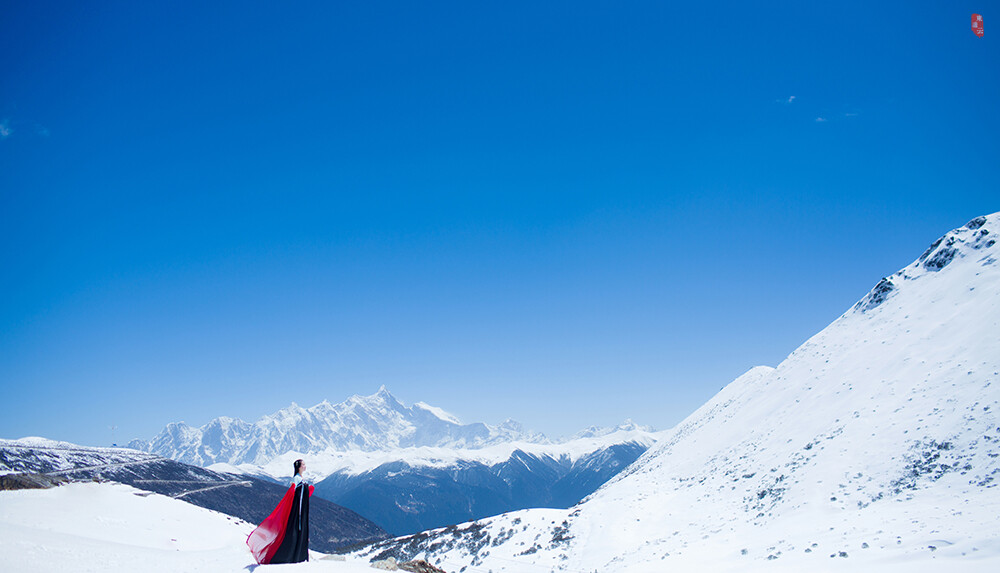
[270,485,310,563]
[247,484,312,564]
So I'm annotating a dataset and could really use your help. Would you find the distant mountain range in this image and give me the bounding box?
[128,387,547,467]
[274,426,656,535]
[129,391,659,535]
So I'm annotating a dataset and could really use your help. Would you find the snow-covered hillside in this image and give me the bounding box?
[351,214,1000,572]
[130,387,548,466]
[0,437,387,552]
[0,437,162,476]
[0,482,381,573]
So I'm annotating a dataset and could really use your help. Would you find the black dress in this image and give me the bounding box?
[269,481,310,563]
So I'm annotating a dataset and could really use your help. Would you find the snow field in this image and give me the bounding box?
[0,482,378,573]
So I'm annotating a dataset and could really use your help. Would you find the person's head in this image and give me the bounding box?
[293,459,305,476]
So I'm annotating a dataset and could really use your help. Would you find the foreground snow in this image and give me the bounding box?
[0,482,379,573]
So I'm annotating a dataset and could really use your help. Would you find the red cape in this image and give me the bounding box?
[246,483,314,564]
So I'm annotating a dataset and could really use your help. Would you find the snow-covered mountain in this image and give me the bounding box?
[239,424,657,483]
[351,213,1000,572]
[135,388,660,536]
[242,428,659,535]
[129,387,547,466]
[205,425,658,535]
[572,419,652,440]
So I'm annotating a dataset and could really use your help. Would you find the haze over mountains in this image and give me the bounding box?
[128,387,551,467]
[129,388,658,535]
[351,214,1000,571]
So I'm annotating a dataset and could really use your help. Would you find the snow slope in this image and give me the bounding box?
[352,214,1000,572]
[0,437,162,476]
[0,482,379,573]
[0,437,387,552]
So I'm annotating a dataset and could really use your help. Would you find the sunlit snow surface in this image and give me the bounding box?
[0,482,378,573]
[351,215,1000,572]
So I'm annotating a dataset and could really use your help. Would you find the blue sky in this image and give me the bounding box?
[1,1,997,447]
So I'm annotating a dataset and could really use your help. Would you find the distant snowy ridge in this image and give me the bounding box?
[129,386,550,466]
[573,418,653,440]
[229,426,659,482]
[132,386,660,536]
[352,214,1000,572]
[197,417,660,536]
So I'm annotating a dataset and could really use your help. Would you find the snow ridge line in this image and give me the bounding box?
[172,481,253,499]
[42,458,165,476]
[0,443,157,456]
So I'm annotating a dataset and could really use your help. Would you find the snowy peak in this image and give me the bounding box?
[488,418,549,444]
[413,402,462,425]
[854,212,999,314]
[131,388,548,466]
[349,385,406,412]
[572,418,656,440]
[917,213,996,271]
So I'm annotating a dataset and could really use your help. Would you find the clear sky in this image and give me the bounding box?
[1,1,997,447]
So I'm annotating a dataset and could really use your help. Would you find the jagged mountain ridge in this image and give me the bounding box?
[217,425,659,536]
[314,432,654,535]
[129,387,548,466]
[134,386,659,538]
[351,213,1000,572]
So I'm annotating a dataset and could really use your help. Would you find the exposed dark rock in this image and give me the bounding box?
[399,559,448,573]
[890,439,971,494]
[854,277,895,313]
[966,216,987,230]
[548,520,573,549]
[0,472,69,490]
[970,228,994,250]
[923,242,958,271]
[350,520,489,565]
[919,237,943,262]
[919,216,997,271]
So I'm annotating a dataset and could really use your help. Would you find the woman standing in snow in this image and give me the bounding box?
[246,459,313,564]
